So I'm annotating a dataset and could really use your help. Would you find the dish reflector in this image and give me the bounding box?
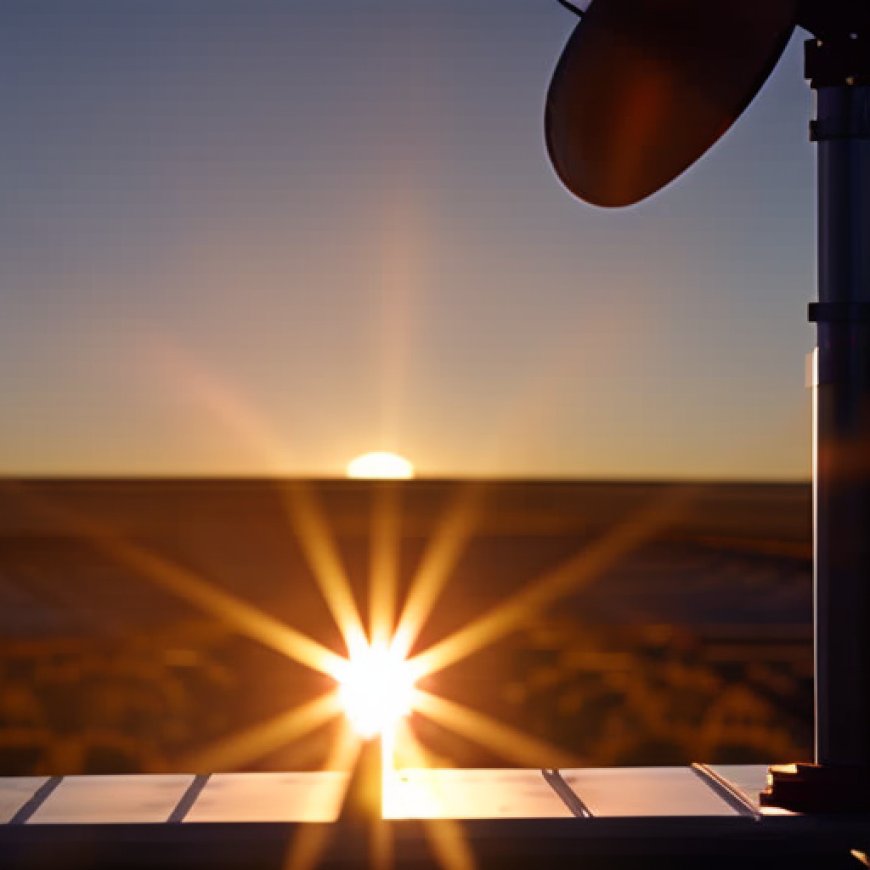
[545,0,796,207]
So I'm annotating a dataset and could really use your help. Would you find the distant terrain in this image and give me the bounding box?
[0,478,812,775]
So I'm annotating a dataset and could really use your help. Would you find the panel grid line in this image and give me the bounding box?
[168,774,211,823]
[541,768,592,818]
[691,763,762,819]
[8,776,62,825]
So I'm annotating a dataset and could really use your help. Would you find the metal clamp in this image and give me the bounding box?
[808,302,870,323]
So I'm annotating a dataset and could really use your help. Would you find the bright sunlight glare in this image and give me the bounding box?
[335,641,417,739]
[346,451,415,480]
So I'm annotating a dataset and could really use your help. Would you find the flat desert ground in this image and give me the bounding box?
[0,479,812,775]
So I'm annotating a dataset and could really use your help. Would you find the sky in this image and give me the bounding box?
[0,1,816,479]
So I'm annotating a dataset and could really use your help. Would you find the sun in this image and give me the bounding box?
[346,451,415,480]
[335,641,417,739]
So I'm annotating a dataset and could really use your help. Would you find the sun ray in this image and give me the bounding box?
[181,690,343,772]
[143,353,369,661]
[149,341,295,472]
[278,481,368,658]
[153,356,366,660]
[409,486,697,679]
[369,484,401,646]
[391,484,486,660]
[114,358,365,671]
[107,537,347,678]
[369,805,394,870]
[326,718,366,775]
[284,719,364,870]
[411,689,581,768]
[3,483,345,679]
[389,720,476,870]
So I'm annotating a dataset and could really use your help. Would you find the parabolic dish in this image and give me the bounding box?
[545,0,797,207]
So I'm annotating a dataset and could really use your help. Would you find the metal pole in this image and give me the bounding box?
[759,37,870,812]
[811,77,870,770]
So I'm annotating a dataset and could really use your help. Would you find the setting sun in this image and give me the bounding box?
[346,451,415,480]
[335,641,417,739]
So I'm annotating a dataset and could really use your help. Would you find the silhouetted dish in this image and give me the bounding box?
[545,0,797,207]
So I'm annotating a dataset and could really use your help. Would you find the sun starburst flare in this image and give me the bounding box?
[335,641,418,740]
[6,439,693,870]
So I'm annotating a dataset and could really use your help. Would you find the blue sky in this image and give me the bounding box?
[0,1,815,478]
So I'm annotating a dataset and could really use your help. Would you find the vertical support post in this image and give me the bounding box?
[762,38,870,812]
[811,66,870,773]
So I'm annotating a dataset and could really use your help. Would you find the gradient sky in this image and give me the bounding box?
[0,1,816,479]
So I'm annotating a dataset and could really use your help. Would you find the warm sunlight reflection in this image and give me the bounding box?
[336,641,417,739]
[347,451,415,480]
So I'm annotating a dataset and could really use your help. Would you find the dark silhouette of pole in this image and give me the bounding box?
[763,32,870,811]
[810,47,870,773]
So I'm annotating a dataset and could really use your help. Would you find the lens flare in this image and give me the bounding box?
[336,641,417,739]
